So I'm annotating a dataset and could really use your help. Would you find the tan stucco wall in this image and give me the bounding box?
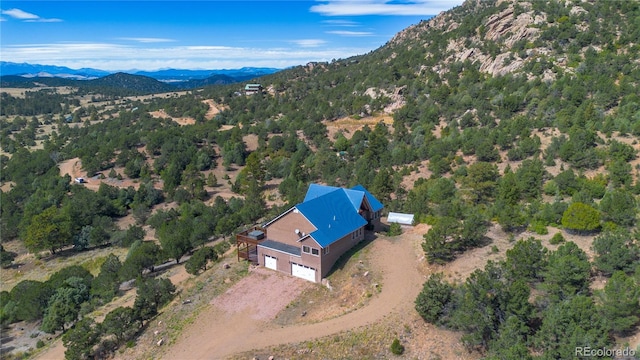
[266,209,317,246]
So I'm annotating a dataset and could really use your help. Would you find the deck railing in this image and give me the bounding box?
[236,226,267,263]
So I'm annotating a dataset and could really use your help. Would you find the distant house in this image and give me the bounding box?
[244,83,263,95]
[236,184,384,283]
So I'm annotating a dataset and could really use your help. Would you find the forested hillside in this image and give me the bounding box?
[1,0,640,358]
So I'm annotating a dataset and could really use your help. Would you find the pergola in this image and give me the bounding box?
[236,226,266,264]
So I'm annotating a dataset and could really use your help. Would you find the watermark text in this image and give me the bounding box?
[575,346,636,358]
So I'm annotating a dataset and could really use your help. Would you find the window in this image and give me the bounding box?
[302,245,310,254]
[323,246,330,255]
[311,248,319,256]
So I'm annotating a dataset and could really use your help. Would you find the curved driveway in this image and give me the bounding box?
[162,234,424,359]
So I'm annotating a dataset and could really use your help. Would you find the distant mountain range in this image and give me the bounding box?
[0,61,280,82]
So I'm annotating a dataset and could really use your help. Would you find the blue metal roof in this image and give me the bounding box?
[351,184,384,212]
[304,184,340,202]
[304,184,364,212]
[296,189,367,248]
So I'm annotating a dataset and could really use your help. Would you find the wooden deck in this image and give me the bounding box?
[236,226,267,264]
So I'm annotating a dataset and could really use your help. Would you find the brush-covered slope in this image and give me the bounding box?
[252,0,639,134]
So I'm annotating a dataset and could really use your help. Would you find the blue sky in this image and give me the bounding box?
[0,1,463,71]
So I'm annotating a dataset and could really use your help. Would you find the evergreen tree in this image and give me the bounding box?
[592,229,639,275]
[598,271,640,335]
[542,242,591,302]
[534,296,610,360]
[415,273,453,323]
[62,318,102,360]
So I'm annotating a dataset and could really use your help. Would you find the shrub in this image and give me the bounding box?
[387,223,402,236]
[561,202,601,233]
[530,221,549,235]
[36,340,45,348]
[550,232,565,245]
[390,338,405,355]
[214,240,231,254]
[415,273,453,323]
[543,180,559,196]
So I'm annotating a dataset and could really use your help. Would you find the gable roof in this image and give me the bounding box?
[296,188,367,248]
[304,184,366,212]
[351,184,384,212]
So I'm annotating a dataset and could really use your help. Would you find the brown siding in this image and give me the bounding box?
[257,245,323,282]
[298,237,323,279]
[260,206,370,283]
[261,209,323,282]
[319,226,364,278]
[370,217,383,231]
[266,210,316,247]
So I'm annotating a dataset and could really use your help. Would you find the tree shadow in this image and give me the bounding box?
[0,345,15,355]
[0,336,15,345]
[5,262,25,270]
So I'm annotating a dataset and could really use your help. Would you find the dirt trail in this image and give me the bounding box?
[34,340,65,360]
[149,109,195,126]
[161,234,423,359]
[202,99,225,120]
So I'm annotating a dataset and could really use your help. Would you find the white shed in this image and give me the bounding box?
[387,212,414,225]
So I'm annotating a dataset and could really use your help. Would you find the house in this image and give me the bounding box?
[236,184,384,283]
[244,83,263,95]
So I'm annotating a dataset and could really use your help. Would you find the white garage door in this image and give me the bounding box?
[291,263,316,282]
[264,255,277,270]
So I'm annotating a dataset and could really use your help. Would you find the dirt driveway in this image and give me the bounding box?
[211,267,311,321]
[161,233,423,359]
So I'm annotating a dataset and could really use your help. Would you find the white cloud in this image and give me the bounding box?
[291,39,327,47]
[2,8,39,20]
[310,0,463,16]
[26,18,62,23]
[1,42,371,71]
[322,19,359,27]
[118,37,176,43]
[326,30,373,36]
[1,8,62,22]
[184,46,235,50]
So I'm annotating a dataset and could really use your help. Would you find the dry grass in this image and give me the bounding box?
[117,257,250,360]
[0,243,128,292]
[325,114,394,140]
[1,87,77,99]
[233,303,473,360]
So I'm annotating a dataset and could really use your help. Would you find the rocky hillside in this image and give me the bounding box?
[256,0,639,131]
[389,0,631,78]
